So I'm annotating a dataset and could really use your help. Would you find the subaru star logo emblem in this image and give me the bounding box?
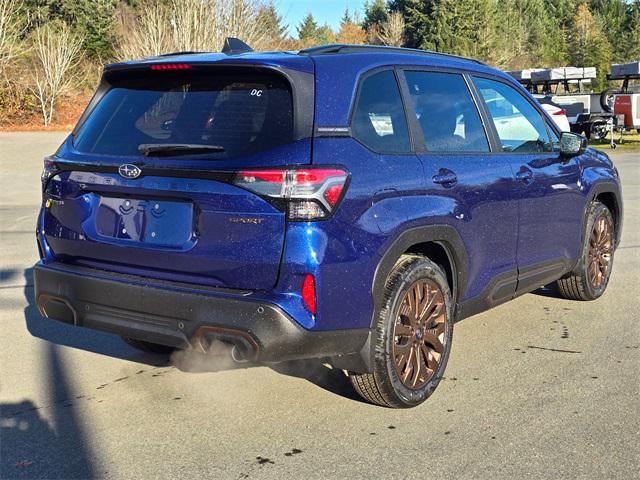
[118,164,141,179]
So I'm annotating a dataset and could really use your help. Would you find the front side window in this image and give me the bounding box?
[351,70,411,153]
[404,71,489,153]
[474,77,553,153]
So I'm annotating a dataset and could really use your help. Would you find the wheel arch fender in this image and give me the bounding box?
[582,181,623,248]
[370,225,469,326]
[334,225,469,374]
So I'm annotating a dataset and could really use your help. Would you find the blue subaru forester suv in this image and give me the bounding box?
[34,42,623,408]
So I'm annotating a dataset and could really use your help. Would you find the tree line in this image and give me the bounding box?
[364,0,640,89]
[0,0,638,126]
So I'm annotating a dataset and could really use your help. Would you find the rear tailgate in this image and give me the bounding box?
[40,60,314,290]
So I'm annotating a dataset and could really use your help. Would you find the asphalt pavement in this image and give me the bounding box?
[1,132,638,479]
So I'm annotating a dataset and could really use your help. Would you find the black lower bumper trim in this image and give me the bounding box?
[33,262,370,367]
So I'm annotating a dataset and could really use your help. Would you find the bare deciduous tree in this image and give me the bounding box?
[119,0,272,61]
[118,2,172,60]
[0,0,24,80]
[30,23,83,126]
[378,12,405,47]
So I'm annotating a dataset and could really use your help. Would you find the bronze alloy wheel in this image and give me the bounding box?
[393,279,447,389]
[588,215,613,289]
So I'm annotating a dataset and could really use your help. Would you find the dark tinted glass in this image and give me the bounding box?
[404,71,489,153]
[351,70,411,153]
[74,71,293,158]
[474,77,553,153]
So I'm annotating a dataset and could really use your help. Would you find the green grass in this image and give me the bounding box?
[589,130,640,151]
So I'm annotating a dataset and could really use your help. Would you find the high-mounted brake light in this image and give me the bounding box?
[233,168,349,221]
[149,63,192,71]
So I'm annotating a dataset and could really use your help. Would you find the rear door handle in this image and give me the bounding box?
[516,168,534,184]
[432,170,458,186]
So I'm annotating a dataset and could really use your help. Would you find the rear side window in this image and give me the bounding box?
[474,77,553,153]
[404,71,489,153]
[74,70,293,158]
[351,70,411,153]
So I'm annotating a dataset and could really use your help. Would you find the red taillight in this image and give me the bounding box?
[554,109,567,116]
[149,63,192,71]
[301,274,316,315]
[323,184,344,207]
[41,155,58,190]
[233,168,349,220]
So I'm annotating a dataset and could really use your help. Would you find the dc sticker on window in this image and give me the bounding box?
[251,89,263,97]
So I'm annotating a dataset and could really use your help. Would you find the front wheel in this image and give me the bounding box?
[556,202,615,301]
[350,255,454,408]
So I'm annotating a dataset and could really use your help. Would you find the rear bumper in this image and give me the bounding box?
[33,262,370,368]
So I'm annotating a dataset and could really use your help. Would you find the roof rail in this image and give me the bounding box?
[298,44,485,65]
[158,51,205,57]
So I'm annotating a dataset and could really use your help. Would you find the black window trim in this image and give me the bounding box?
[469,73,562,156]
[347,66,416,155]
[395,66,495,155]
[72,63,315,147]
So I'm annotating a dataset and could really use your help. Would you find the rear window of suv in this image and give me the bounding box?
[73,70,294,158]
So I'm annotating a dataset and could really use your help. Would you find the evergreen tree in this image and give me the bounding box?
[22,0,118,59]
[61,0,119,59]
[495,0,529,67]
[522,0,564,66]
[589,0,628,61]
[297,13,319,42]
[568,3,613,90]
[390,0,438,50]
[341,8,353,27]
[622,0,640,61]
[316,24,336,45]
[257,2,288,47]
[363,0,389,32]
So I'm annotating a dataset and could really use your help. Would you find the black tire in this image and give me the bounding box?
[556,202,615,301]
[589,121,608,142]
[600,88,616,113]
[122,337,176,355]
[349,255,454,408]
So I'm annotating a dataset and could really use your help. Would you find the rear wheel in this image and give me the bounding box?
[556,202,615,301]
[350,255,454,408]
[122,337,176,355]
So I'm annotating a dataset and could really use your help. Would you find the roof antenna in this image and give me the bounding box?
[222,37,254,55]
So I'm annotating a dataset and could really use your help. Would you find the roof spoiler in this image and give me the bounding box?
[222,37,253,55]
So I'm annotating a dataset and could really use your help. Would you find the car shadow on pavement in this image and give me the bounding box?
[0,343,97,479]
[23,266,169,368]
[530,283,563,298]
[24,266,364,404]
[270,360,366,403]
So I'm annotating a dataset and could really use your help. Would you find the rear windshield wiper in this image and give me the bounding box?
[139,144,225,157]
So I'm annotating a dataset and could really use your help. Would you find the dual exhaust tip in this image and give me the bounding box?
[37,295,259,364]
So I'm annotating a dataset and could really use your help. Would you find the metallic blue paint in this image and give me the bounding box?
[36,49,623,342]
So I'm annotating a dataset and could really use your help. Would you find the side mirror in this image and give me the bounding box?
[559,132,587,158]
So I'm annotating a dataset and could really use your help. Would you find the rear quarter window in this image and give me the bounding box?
[351,70,411,153]
[74,70,294,158]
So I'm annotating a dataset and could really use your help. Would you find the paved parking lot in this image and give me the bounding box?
[1,132,638,479]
